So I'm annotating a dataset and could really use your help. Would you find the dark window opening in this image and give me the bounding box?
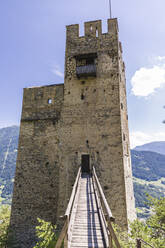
[121,103,123,110]
[52,120,56,125]
[75,53,97,78]
[123,133,126,141]
[81,155,90,174]
[86,57,95,65]
[112,85,114,90]
[104,185,109,190]
[86,140,89,148]
[81,94,85,100]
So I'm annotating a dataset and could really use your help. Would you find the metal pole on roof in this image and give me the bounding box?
[109,0,112,19]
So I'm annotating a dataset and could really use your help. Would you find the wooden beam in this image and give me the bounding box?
[136,239,141,248]
[108,232,113,248]
[93,167,115,222]
[55,218,68,248]
[108,221,121,248]
[65,167,81,216]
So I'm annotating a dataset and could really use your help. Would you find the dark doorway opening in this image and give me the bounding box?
[81,155,90,174]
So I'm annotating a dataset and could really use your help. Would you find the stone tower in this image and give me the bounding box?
[10,19,136,247]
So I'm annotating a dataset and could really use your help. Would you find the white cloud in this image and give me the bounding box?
[131,56,165,97]
[130,131,165,148]
[51,64,64,78]
[156,56,165,62]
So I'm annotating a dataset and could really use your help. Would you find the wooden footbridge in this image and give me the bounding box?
[55,167,121,248]
[55,167,153,248]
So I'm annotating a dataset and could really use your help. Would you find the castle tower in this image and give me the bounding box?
[10,19,136,247]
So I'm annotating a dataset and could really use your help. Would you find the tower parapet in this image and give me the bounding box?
[66,19,118,39]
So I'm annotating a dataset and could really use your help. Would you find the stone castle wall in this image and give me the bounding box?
[10,19,136,247]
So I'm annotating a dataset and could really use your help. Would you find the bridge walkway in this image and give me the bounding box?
[55,167,121,248]
[69,174,107,247]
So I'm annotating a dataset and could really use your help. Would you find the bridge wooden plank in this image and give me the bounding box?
[71,242,105,247]
[72,231,103,236]
[73,225,102,230]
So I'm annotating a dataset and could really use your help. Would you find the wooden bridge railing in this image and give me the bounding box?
[55,167,81,248]
[92,167,121,248]
[55,166,151,248]
[136,238,155,248]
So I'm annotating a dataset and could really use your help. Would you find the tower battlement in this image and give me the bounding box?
[66,18,118,40]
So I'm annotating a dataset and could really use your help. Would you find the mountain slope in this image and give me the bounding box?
[134,141,165,155]
[0,126,19,204]
[131,150,165,181]
[131,149,165,218]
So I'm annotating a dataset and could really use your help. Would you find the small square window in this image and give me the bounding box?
[48,99,52,104]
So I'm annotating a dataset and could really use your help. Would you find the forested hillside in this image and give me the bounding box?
[0,126,19,204]
[131,150,165,181]
[0,126,165,218]
[131,149,165,218]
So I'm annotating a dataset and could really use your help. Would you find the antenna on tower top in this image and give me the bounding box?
[109,0,112,19]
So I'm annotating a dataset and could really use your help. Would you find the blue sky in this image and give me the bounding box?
[1,0,165,147]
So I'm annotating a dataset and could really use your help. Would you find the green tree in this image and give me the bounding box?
[114,196,165,248]
[34,218,58,248]
[0,203,11,247]
[146,196,165,247]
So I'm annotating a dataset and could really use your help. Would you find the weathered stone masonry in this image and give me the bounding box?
[10,19,136,247]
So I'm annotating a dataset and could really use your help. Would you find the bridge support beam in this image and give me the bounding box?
[136,239,141,248]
